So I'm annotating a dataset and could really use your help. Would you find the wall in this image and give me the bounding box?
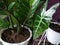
[47,0,60,22]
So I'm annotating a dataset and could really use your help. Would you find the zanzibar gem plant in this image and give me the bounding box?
[0,0,44,44]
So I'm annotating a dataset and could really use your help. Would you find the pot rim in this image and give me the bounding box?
[47,28,60,44]
[49,21,60,33]
[0,25,32,44]
[51,22,60,25]
[48,28,60,34]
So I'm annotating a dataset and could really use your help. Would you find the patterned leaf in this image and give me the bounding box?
[29,0,43,18]
[25,0,44,27]
[33,1,60,39]
[33,0,48,39]
[44,3,60,21]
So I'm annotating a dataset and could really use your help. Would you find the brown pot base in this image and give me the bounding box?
[1,27,30,43]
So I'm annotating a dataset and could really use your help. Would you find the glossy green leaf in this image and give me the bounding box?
[28,0,43,18]
[8,2,15,10]
[24,0,43,25]
[11,15,18,25]
[0,18,9,29]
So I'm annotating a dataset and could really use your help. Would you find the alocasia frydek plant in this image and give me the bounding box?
[32,0,60,40]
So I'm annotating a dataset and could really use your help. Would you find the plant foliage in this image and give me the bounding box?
[0,0,60,40]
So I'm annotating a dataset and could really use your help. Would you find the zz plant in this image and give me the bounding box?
[0,0,43,35]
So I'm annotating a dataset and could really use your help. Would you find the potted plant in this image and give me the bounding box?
[0,0,42,45]
[32,0,60,45]
[46,22,60,44]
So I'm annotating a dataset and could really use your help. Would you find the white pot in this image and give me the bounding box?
[0,25,32,45]
[46,28,60,44]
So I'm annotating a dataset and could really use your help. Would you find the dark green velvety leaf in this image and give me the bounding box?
[28,0,43,18]
[24,0,43,25]
[33,0,48,39]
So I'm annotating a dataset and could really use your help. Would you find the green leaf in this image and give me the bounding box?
[8,2,15,10]
[24,0,44,24]
[29,0,34,6]
[29,0,43,18]
[11,15,18,25]
[25,18,33,28]
[44,3,60,21]
[33,0,48,39]
[0,10,8,15]
[11,0,30,24]
[0,10,8,20]
[0,15,7,19]
[0,18,9,29]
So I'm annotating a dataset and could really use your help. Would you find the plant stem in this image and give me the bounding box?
[8,12,14,29]
[2,0,14,29]
[17,24,21,34]
[2,0,7,10]
[2,0,21,34]
[23,7,31,25]
[7,12,21,34]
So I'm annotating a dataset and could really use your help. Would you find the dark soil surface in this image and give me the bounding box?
[49,23,60,33]
[1,27,30,43]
